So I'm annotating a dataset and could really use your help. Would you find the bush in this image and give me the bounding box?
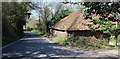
[51,34,116,49]
[108,35,120,46]
[2,37,19,46]
[88,44,107,49]
[63,35,109,49]
[26,26,32,31]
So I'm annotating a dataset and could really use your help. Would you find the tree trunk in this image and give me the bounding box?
[115,38,117,46]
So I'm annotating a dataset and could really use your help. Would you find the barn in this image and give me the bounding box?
[50,11,103,39]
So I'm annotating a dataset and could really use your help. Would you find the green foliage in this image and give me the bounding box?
[109,35,120,48]
[88,44,107,49]
[34,6,51,35]
[26,26,33,31]
[118,35,120,39]
[83,2,120,17]
[63,35,109,49]
[2,2,28,46]
[30,3,71,35]
[27,17,38,28]
[109,37,116,46]
[32,30,39,33]
[35,9,72,35]
[109,35,120,46]
[118,23,120,29]
[82,2,120,42]
[91,16,116,35]
[52,35,119,49]
[2,2,27,38]
[2,37,19,46]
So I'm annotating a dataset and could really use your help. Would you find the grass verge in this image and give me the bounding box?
[52,36,66,42]
[51,36,119,49]
[2,37,19,46]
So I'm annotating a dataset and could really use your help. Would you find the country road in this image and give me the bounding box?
[2,31,119,58]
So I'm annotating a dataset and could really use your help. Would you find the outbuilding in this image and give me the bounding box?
[50,11,103,39]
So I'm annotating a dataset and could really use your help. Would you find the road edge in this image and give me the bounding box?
[1,36,25,49]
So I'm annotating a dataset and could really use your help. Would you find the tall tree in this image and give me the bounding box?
[27,2,63,34]
[62,1,120,46]
[27,17,38,28]
[82,2,120,46]
[2,2,28,38]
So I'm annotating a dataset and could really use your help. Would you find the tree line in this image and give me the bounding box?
[2,2,28,46]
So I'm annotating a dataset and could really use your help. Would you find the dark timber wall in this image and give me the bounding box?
[50,29,103,39]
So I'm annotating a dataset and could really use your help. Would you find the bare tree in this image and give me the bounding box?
[26,2,63,34]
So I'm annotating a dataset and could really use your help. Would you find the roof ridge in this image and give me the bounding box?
[67,13,81,30]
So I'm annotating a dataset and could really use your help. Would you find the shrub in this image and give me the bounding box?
[63,40,69,45]
[26,26,32,31]
[3,37,19,46]
[52,34,113,49]
[64,35,109,49]
[108,35,120,46]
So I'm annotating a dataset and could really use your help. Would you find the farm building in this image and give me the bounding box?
[50,11,103,39]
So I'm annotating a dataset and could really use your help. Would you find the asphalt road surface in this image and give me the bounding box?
[2,31,119,58]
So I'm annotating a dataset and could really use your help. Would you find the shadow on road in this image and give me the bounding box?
[2,31,76,58]
[2,31,119,59]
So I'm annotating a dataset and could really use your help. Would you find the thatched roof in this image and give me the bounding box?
[53,11,93,31]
